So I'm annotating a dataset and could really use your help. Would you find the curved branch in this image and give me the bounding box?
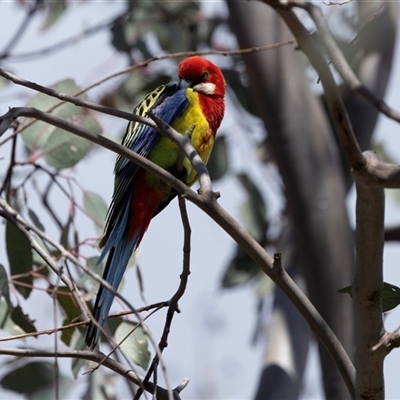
[0,347,176,400]
[0,106,355,395]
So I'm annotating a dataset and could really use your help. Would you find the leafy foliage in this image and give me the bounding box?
[115,321,151,370]
[207,135,229,181]
[338,282,400,313]
[21,79,102,169]
[6,221,33,299]
[0,361,67,396]
[83,190,108,236]
[221,173,269,288]
[41,0,67,31]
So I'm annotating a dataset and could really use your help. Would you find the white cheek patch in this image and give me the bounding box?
[193,82,216,95]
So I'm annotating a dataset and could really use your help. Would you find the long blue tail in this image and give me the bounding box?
[85,205,138,349]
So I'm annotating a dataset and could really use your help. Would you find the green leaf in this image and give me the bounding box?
[71,333,87,379]
[83,191,107,235]
[208,135,229,181]
[338,286,352,296]
[81,369,114,400]
[52,286,80,346]
[98,317,125,347]
[237,173,268,242]
[21,79,102,169]
[0,299,24,336]
[30,376,71,400]
[60,217,72,249]
[221,245,260,288]
[0,264,11,306]
[6,221,33,299]
[21,80,82,150]
[42,130,91,169]
[0,74,10,90]
[31,235,50,272]
[28,208,45,232]
[10,305,36,334]
[338,282,400,312]
[41,0,67,31]
[80,256,105,300]
[0,362,57,395]
[115,322,151,370]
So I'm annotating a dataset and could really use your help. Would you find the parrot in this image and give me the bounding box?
[85,56,225,349]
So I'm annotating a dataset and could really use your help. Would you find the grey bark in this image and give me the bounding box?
[227,1,354,398]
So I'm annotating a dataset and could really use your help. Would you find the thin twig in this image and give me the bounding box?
[0,3,42,60]
[134,159,192,400]
[2,41,295,139]
[268,2,364,174]
[7,11,129,61]
[305,3,400,124]
[0,347,172,400]
[0,302,168,343]
[0,208,88,321]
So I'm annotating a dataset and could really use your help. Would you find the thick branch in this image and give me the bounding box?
[228,1,355,398]
[354,151,386,399]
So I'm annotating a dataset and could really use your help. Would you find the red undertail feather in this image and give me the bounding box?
[129,169,163,247]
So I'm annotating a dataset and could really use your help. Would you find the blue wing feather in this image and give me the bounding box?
[85,82,188,349]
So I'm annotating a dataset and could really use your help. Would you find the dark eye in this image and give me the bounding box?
[201,72,209,80]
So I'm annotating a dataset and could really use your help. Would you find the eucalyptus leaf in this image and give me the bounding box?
[0,299,24,336]
[60,217,72,249]
[71,334,87,379]
[21,79,102,169]
[237,173,268,242]
[83,191,107,235]
[6,221,33,299]
[51,286,80,346]
[115,321,150,370]
[221,245,260,288]
[0,362,57,395]
[43,130,92,169]
[31,235,50,272]
[28,208,45,232]
[0,264,11,306]
[10,305,36,334]
[208,135,229,181]
[338,282,400,312]
[21,79,82,150]
[80,256,105,300]
[41,0,67,31]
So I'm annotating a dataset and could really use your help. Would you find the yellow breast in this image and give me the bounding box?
[146,89,214,188]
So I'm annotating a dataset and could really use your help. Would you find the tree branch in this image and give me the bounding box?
[304,3,400,124]
[0,103,356,395]
[0,347,177,400]
[354,151,386,399]
[266,2,365,172]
